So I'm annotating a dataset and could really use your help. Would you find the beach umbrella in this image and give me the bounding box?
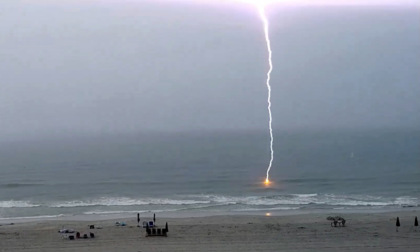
[415,216,418,227]
[153,213,156,223]
[165,222,168,232]
[396,217,400,232]
[137,213,140,225]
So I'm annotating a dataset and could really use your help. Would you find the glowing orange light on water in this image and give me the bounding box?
[265,212,271,216]
[264,178,271,186]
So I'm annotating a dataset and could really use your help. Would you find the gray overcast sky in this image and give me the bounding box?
[1,1,419,140]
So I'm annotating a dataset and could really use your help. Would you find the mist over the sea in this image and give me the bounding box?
[1,1,419,141]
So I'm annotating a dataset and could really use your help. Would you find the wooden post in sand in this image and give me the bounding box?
[415,216,418,232]
[396,217,400,232]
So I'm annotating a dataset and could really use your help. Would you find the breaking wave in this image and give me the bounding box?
[0,200,40,208]
[186,194,419,208]
[50,197,210,208]
[0,214,64,221]
[2,194,418,212]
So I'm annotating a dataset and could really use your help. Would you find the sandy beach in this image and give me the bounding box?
[1,210,419,252]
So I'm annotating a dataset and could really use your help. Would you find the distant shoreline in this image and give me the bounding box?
[2,206,419,224]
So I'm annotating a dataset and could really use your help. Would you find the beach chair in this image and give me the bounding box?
[62,234,75,240]
[327,216,346,227]
[340,218,346,227]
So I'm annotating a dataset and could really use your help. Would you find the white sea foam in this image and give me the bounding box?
[394,196,418,206]
[0,200,40,208]
[233,206,300,212]
[32,194,420,210]
[190,194,317,206]
[189,194,418,207]
[291,194,318,197]
[50,197,210,208]
[0,214,64,221]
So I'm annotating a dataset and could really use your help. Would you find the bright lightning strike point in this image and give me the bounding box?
[258,5,274,185]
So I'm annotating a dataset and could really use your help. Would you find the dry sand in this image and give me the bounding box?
[1,210,420,252]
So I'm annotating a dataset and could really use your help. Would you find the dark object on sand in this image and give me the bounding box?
[327,216,346,227]
[415,216,418,227]
[83,234,88,239]
[89,225,94,229]
[90,232,95,238]
[137,213,140,226]
[396,217,400,232]
[153,213,156,223]
[69,235,75,240]
[76,232,81,239]
[146,227,167,237]
[145,221,168,237]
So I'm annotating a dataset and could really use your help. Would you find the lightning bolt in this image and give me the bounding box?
[258,5,274,185]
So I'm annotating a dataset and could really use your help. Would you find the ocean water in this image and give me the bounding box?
[0,129,419,220]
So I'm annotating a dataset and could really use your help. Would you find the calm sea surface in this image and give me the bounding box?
[0,129,419,220]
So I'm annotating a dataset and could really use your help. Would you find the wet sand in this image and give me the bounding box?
[1,210,419,252]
